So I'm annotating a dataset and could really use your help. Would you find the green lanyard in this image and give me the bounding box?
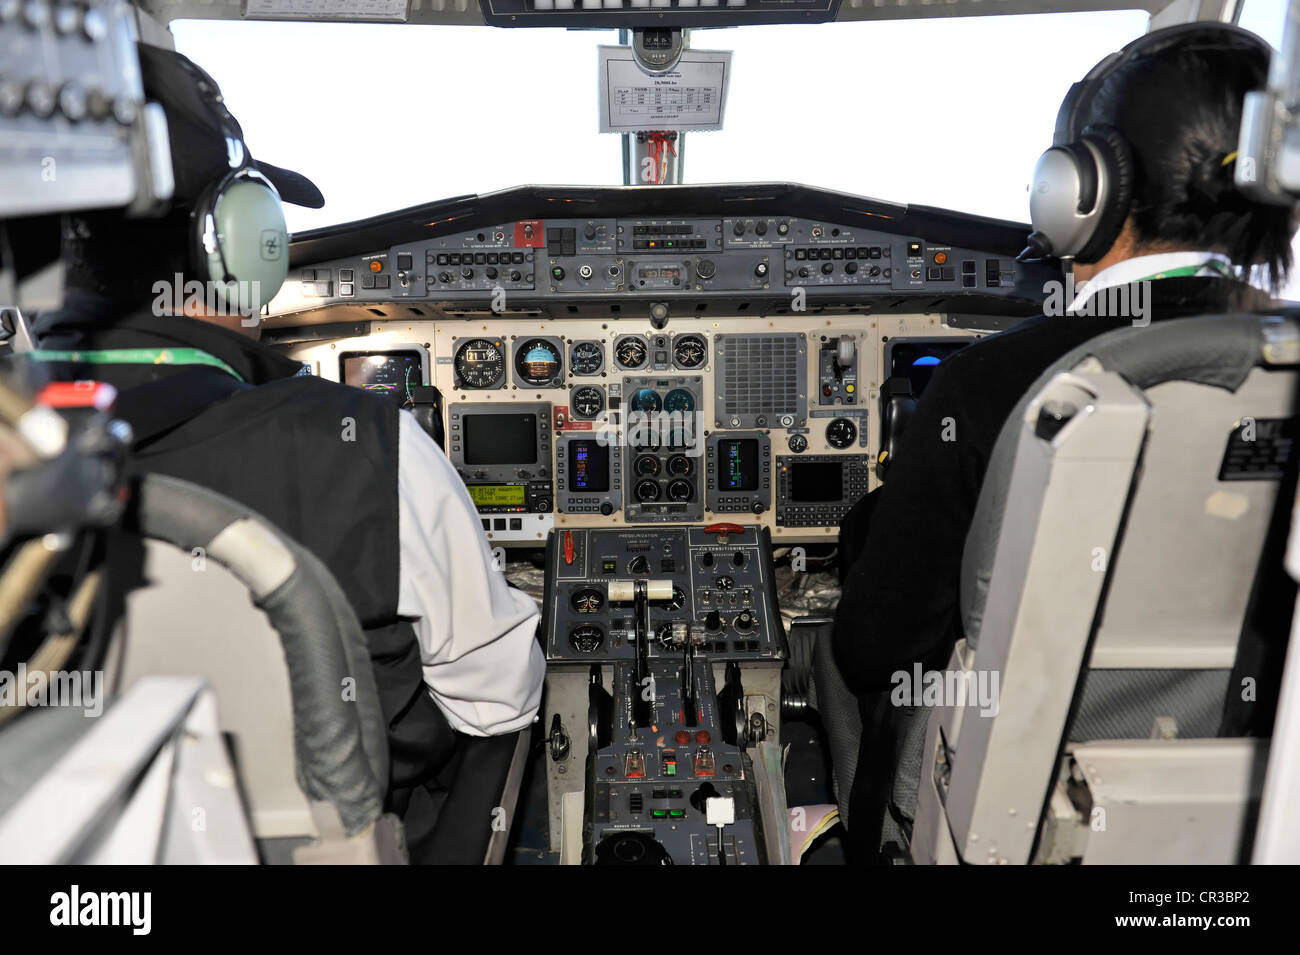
[26,347,245,383]
[1134,259,1236,283]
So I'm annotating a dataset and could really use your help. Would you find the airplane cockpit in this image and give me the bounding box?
[3,0,1300,898]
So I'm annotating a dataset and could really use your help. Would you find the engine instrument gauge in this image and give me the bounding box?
[667,479,693,502]
[615,336,649,370]
[672,335,707,369]
[663,388,695,414]
[634,454,661,477]
[629,388,662,413]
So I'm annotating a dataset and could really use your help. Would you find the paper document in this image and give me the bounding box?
[598,46,731,134]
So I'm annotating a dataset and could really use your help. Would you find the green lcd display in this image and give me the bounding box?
[468,484,527,507]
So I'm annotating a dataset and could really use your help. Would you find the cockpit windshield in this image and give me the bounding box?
[172,13,1150,231]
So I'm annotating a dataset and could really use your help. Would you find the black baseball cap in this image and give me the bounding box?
[136,44,325,209]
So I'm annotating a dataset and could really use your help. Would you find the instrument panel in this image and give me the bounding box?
[274,188,1046,544]
[284,312,978,543]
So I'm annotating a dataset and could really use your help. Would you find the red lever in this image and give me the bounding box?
[563,530,575,566]
[704,522,744,536]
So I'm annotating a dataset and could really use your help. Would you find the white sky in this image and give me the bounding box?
[170,0,1294,284]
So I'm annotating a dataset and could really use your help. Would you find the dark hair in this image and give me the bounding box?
[63,207,194,311]
[1083,40,1296,290]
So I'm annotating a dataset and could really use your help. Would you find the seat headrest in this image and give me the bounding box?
[960,313,1299,646]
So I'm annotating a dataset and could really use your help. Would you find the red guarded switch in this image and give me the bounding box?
[515,220,544,248]
[563,530,574,566]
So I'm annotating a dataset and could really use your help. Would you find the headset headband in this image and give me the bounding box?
[1054,23,1272,146]
[174,55,251,178]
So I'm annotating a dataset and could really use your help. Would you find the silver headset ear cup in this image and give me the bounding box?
[193,170,288,316]
[1029,144,1105,259]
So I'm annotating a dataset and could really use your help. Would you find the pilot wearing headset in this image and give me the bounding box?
[831,22,1296,862]
[28,45,545,863]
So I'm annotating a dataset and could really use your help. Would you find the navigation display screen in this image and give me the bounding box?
[789,460,843,502]
[718,439,759,491]
[340,350,422,403]
[569,440,610,492]
[464,413,538,466]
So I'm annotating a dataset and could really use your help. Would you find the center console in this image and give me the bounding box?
[541,523,787,864]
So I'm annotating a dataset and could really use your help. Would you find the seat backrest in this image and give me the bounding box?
[116,539,313,840]
[910,314,1299,865]
[107,474,398,862]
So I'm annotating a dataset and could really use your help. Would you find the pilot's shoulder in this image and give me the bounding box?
[935,313,1065,380]
[256,372,399,415]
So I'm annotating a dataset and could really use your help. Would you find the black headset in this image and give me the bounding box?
[1022,23,1272,264]
[179,58,289,315]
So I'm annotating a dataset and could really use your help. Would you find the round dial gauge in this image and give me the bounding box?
[663,388,695,414]
[667,585,686,611]
[634,479,661,503]
[629,388,662,413]
[666,454,693,477]
[826,417,858,450]
[673,335,707,369]
[656,623,676,648]
[634,454,661,477]
[515,338,562,387]
[571,386,604,419]
[787,433,808,454]
[666,479,693,502]
[570,588,605,614]
[570,341,604,376]
[615,336,649,369]
[568,624,605,654]
[453,338,505,389]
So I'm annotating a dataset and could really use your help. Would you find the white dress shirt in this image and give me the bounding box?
[1067,251,1234,313]
[395,411,545,736]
